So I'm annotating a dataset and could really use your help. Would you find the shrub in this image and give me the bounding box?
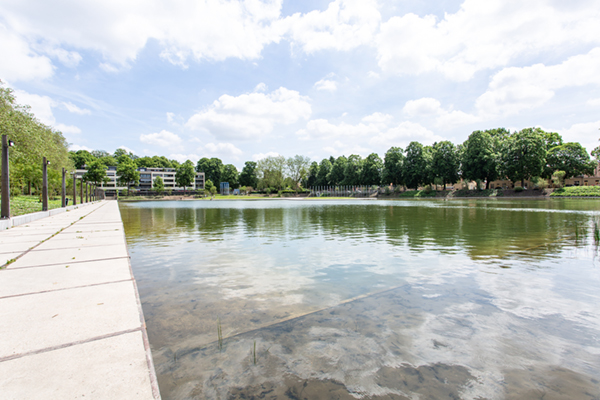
[384,187,391,195]
[514,186,524,192]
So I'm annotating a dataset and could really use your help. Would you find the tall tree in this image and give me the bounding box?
[286,155,311,188]
[83,159,109,187]
[343,154,363,185]
[500,128,546,187]
[176,160,196,192]
[196,157,223,185]
[70,150,95,169]
[462,130,500,189]
[382,147,404,186]
[546,142,596,179]
[221,164,239,188]
[116,158,140,191]
[361,153,383,185]
[316,158,332,186]
[404,142,428,189]
[307,161,319,188]
[431,141,460,189]
[327,156,347,185]
[257,155,286,189]
[239,161,258,188]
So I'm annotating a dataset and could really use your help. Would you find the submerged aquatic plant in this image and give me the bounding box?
[217,317,223,351]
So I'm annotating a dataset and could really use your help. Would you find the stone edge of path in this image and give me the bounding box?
[0,201,103,230]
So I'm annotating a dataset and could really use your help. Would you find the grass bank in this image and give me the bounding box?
[2,195,62,217]
[550,186,600,197]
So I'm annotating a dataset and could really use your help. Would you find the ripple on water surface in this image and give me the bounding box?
[120,199,600,399]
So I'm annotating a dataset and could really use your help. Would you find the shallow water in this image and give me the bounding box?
[120,199,600,400]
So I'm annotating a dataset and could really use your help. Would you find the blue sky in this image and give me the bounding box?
[1,0,599,169]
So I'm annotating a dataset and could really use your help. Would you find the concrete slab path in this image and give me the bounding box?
[0,200,160,400]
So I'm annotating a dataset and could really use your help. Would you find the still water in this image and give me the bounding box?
[120,199,600,400]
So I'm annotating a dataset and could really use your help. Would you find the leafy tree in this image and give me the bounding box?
[431,141,459,189]
[382,147,404,186]
[286,155,311,188]
[307,161,319,187]
[196,157,223,186]
[257,155,285,189]
[117,158,140,192]
[221,164,239,188]
[591,137,600,162]
[461,130,499,189]
[91,150,109,158]
[316,158,332,186]
[239,161,258,188]
[70,150,95,169]
[97,155,118,167]
[328,156,347,185]
[83,159,109,186]
[176,160,196,192]
[343,154,363,185]
[135,155,178,169]
[404,142,428,189]
[500,128,546,187]
[205,179,215,192]
[546,142,595,179]
[552,170,566,188]
[153,176,164,194]
[361,153,383,184]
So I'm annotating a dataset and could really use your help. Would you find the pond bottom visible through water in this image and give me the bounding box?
[121,200,600,400]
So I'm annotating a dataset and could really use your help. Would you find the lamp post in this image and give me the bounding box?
[80,178,83,204]
[72,173,77,206]
[42,157,50,211]
[85,183,88,203]
[1,135,15,219]
[62,168,66,207]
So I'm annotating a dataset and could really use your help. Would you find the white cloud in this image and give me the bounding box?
[403,98,442,117]
[254,82,267,92]
[13,90,56,125]
[587,98,600,107]
[252,151,281,161]
[285,0,381,53]
[476,48,600,117]
[69,144,93,151]
[560,120,600,153]
[117,145,135,154]
[203,142,243,158]
[361,112,393,125]
[369,121,442,148]
[169,153,200,163]
[314,79,337,92]
[140,130,183,149]
[166,112,175,123]
[99,63,120,73]
[186,87,311,140]
[63,102,91,115]
[55,123,81,134]
[0,24,54,82]
[376,0,600,80]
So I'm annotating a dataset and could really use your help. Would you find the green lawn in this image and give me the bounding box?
[3,195,63,217]
[550,186,600,197]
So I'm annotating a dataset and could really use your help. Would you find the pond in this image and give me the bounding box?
[120,199,600,400]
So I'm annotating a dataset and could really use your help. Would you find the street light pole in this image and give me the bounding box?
[1,135,13,219]
[42,157,49,212]
[73,174,77,205]
[62,168,66,207]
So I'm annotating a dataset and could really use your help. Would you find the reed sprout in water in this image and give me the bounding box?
[217,317,223,351]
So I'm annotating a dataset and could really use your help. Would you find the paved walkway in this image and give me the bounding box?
[0,201,160,399]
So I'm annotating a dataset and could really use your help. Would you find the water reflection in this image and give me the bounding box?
[120,199,600,400]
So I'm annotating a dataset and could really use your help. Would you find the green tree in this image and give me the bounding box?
[327,156,347,185]
[70,150,95,169]
[307,161,319,188]
[239,161,258,188]
[382,147,404,186]
[461,130,500,189]
[196,157,223,186]
[257,155,286,189]
[343,154,363,185]
[546,142,596,179]
[286,155,311,188]
[500,128,546,187]
[361,153,383,185]
[205,179,215,193]
[404,142,428,189]
[221,164,239,188]
[116,158,140,192]
[153,176,164,194]
[176,160,196,192]
[431,141,460,190]
[83,159,109,187]
[316,158,332,186]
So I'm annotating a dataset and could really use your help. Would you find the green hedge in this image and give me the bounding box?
[550,186,600,197]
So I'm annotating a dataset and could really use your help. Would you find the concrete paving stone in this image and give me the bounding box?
[0,241,39,254]
[0,281,142,358]
[61,223,124,234]
[50,230,127,242]
[1,252,23,265]
[33,235,124,250]
[0,258,132,298]
[7,243,129,269]
[0,331,155,400]
[0,234,50,244]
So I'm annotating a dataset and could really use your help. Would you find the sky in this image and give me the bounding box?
[1,0,599,169]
